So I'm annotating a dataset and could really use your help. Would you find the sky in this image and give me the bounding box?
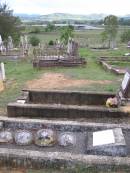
[2,0,130,16]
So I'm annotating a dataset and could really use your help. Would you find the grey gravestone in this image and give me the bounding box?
[86,128,127,156]
[58,132,76,147]
[0,122,3,129]
[15,130,33,145]
[0,130,13,143]
[121,69,130,98]
[7,36,13,50]
[128,41,130,48]
[35,129,56,147]
[67,38,79,56]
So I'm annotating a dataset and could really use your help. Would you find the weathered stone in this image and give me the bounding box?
[58,132,76,146]
[86,128,127,157]
[0,130,13,143]
[15,130,33,145]
[0,121,3,129]
[35,129,56,147]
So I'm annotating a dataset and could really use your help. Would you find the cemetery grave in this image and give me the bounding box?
[33,39,87,68]
[0,116,130,170]
[6,70,130,121]
[0,35,29,61]
[98,56,130,75]
[7,70,130,120]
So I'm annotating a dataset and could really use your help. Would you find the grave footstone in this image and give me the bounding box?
[86,128,127,156]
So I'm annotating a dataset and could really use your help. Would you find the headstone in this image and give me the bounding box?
[0,130,13,143]
[58,132,76,147]
[0,35,4,53]
[67,38,79,57]
[127,41,130,48]
[86,128,127,156]
[35,129,56,147]
[120,69,130,98]
[1,62,6,81]
[15,130,33,145]
[67,37,73,55]
[7,36,13,50]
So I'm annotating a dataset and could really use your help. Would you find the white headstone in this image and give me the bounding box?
[1,62,5,81]
[122,72,130,91]
[8,36,13,50]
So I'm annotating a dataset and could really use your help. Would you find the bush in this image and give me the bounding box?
[30,27,41,34]
[48,40,54,45]
[29,36,40,46]
[121,29,130,43]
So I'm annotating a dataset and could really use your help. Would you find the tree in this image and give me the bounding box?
[60,25,74,45]
[104,15,118,48]
[45,23,55,32]
[100,31,109,48]
[0,2,22,45]
[120,30,130,43]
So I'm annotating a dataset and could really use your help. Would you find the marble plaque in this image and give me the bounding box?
[17,100,25,104]
[93,129,115,146]
[58,132,76,147]
[15,130,33,145]
[35,129,56,147]
[86,128,127,156]
[0,130,13,143]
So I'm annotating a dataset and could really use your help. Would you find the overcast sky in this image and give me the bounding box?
[2,0,130,16]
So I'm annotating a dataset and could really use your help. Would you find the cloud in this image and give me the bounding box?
[3,0,130,15]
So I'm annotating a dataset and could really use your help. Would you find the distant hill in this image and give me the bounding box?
[15,13,107,22]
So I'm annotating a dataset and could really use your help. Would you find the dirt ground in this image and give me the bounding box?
[26,72,111,90]
[0,80,4,92]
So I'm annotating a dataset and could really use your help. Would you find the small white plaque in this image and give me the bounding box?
[122,72,130,91]
[17,100,25,104]
[93,129,115,146]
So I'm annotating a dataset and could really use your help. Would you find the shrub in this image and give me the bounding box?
[121,29,130,43]
[29,36,40,46]
[48,40,54,45]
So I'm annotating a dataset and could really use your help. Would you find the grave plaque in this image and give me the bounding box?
[0,130,13,143]
[15,130,33,145]
[35,129,56,147]
[86,128,127,156]
[58,132,76,147]
[120,69,130,98]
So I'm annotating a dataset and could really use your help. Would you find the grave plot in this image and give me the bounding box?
[33,40,87,68]
[7,70,130,120]
[98,56,130,75]
[0,116,130,170]
[0,35,28,61]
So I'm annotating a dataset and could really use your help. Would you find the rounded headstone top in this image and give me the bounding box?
[58,132,76,147]
[35,129,56,147]
[0,130,13,143]
[15,130,33,145]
